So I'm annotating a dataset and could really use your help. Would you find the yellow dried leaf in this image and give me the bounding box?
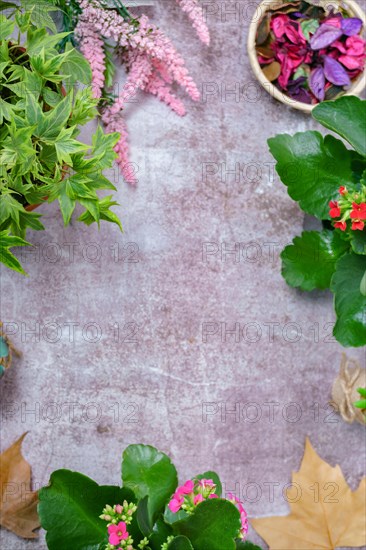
[0,433,39,538]
[252,438,366,549]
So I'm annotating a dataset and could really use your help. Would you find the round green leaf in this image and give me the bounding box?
[236,541,263,550]
[174,499,241,550]
[313,97,366,157]
[38,470,135,550]
[281,230,349,291]
[330,252,366,347]
[122,444,178,524]
[168,535,194,550]
[351,230,366,255]
[268,132,356,219]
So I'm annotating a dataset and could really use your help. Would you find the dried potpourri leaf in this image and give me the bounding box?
[0,433,40,538]
[256,45,275,58]
[324,84,344,100]
[252,438,366,549]
[262,61,282,81]
[256,13,270,45]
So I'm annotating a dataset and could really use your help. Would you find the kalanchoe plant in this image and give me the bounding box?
[38,444,262,550]
[268,95,366,347]
[0,5,122,275]
[256,0,366,104]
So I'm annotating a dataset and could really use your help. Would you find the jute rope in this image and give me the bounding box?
[331,354,366,425]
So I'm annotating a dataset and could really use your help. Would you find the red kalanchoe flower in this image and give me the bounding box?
[350,202,366,220]
[334,221,347,231]
[351,220,365,231]
[329,200,341,218]
[339,186,347,195]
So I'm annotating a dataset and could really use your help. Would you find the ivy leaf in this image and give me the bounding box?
[54,127,89,165]
[268,132,355,219]
[65,175,98,200]
[27,29,71,57]
[57,180,76,226]
[174,499,241,550]
[0,98,17,124]
[281,230,349,291]
[62,42,92,92]
[25,92,43,126]
[79,196,123,231]
[168,536,194,550]
[38,470,135,550]
[0,15,14,40]
[36,93,72,139]
[312,96,366,157]
[0,194,25,229]
[122,444,178,525]
[92,125,119,170]
[0,230,30,274]
[330,252,366,347]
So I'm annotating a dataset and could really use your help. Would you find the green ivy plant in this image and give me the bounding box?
[0,4,122,275]
[268,96,366,348]
[38,444,262,550]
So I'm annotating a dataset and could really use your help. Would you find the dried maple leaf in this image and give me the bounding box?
[0,433,39,538]
[252,438,366,549]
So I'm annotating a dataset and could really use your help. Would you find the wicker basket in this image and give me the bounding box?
[247,0,366,112]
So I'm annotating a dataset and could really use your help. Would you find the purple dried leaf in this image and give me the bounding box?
[309,67,325,100]
[323,55,351,86]
[341,17,363,36]
[310,24,342,49]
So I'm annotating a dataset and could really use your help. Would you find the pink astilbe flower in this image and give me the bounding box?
[74,0,203,182]
[177,0,210,45]
[75,19,105,98]
[102,109,137,185]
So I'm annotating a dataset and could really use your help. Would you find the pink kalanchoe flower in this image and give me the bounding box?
[108,522,128,545]
[350,202,366,220]
[339,186,347,195]
[115,504,123,514]
[352,220,365,230]
[169,494,184,512]
[177,480,195,495]
[194,493,204,505]
[227,493,248,539]
[177,0,210,45]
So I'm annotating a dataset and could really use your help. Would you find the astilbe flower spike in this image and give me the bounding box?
[74,0,203,182]
[176,0,210,45]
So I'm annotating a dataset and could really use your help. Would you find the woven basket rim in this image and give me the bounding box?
[247,0,366,113]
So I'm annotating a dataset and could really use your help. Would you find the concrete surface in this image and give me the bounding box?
[1,1,365,548]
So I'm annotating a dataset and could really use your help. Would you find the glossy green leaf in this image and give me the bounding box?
[0,229,30,275]
[174,499,241,550]
[54,127,89,165]
[168,535,194,550]
[313,97,366,157]
[38,469,135,550]
[236,541,263,550]
[36,93,72,139]
[268,132,355,219]
[281,230,349,291]
[122,444,178,524]
[350,230,366,255]
[330,252,366,347]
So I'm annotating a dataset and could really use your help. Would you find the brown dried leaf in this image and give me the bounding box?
[252,438,366,549]
[256,14,270,45]
[256,45,275,59]
[0,433,40,539]
[262,61,281,81]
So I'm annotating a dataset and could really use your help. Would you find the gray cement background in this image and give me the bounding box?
[1,1,365,548]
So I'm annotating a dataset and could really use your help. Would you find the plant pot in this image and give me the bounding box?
[247,0,366,112]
